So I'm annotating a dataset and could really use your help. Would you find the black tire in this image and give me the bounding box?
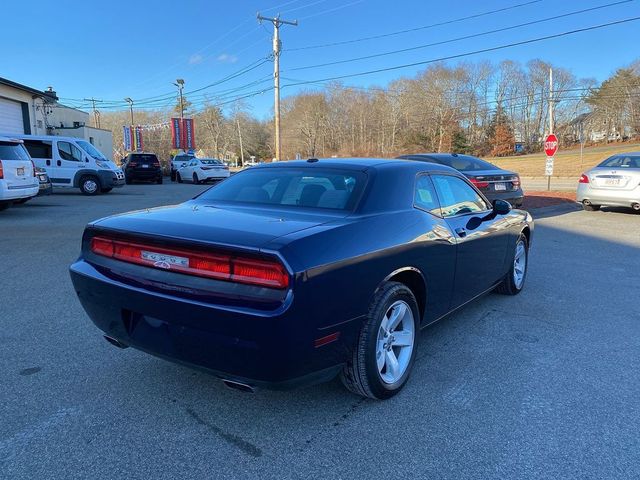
[170,170,176,182]
[100,187,113,193]
[176,173,183,183]
[157,177,163,184]
[193,173,200,184]
[340,281,420,400]
[79,175,100,196]
[125,177,133,185]
[582,200,600,211]
[0,203,11,211]
[495,234,529,295]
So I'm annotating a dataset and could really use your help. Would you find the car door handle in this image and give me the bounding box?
[455,227,467,238]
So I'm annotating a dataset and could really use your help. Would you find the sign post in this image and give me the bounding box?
[544,134,558,191]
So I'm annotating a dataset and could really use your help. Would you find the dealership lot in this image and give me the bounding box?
[1,185,640,479]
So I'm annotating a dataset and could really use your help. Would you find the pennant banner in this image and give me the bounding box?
[134,126,144,151]
[123,126,132,151]
[171,117,183,149]
[183,118,196,150]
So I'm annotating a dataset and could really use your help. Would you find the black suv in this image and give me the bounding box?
[122,153,163,184]
[398,153,524,207]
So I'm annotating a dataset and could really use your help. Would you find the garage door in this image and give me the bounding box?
[0,97,25,134]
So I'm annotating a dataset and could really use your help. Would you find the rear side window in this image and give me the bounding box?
[598,155,640,168]
[432,175,489,217]
[414,175,441,215]
[0,142,30,161]
[23,140,53,159]
[199,167,366,211]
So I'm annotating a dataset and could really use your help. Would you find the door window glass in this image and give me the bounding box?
[58,142,83,161]
[432,175,489,217]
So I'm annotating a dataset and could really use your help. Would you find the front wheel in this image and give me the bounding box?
[495,234,529,295]
[176,173,183,183]
[341,282,419,400]
[80,175,100,196]
[193,173,200,184]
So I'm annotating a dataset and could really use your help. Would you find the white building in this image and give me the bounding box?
[0,77,113,160]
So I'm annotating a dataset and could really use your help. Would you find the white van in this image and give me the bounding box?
[12,135,125,195]
[0,136,39,211]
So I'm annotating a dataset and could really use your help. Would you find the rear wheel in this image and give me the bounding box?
[582,200,600,211]
[341,282,419,400]
[80,175,100,196]
[495,234,528,295]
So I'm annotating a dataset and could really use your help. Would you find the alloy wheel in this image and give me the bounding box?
[513,239,527,289]
[376,300,415,384]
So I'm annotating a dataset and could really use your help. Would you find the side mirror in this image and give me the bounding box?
[493,199,512,215]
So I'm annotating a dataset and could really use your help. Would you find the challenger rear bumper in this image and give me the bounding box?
[69,259,360,389]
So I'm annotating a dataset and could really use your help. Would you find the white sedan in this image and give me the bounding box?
[177,158,230,184]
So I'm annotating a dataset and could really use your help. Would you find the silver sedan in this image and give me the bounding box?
[577,152,640,212]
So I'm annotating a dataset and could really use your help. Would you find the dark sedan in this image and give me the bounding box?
[122,152,163,184]
[398,153,524,207]
[69,159,533,399]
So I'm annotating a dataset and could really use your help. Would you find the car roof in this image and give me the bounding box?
[401,153,480,161]
[0,135,23,143]
[252,157,458,173]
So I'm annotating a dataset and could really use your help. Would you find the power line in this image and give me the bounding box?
[282,16,640,88]
[290,0,633,71]
[286,0,543,51]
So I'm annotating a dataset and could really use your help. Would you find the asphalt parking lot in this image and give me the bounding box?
[2,183,640,479]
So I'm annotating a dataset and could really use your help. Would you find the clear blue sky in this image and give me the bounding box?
[1,0,638,118]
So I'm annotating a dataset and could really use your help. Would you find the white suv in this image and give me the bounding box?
[0,136,39,211]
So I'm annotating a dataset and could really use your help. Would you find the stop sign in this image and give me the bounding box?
[544,134,558,157]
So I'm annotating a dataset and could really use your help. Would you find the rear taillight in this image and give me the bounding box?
[90,237,289,289]
[0,160,3,179]
[31,160,36,177]
[579,174,589,184]
[129,162,138,167]
[470,177,489,189]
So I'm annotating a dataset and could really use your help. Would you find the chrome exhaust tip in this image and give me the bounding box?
[632,203,640,211]
[103,335,129,349]
[222,379,255,393]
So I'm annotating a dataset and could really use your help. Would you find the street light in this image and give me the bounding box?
[173,79,185,119]
[124,97,134,125]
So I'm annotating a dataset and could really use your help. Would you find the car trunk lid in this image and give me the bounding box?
[590,168,640,190]
[465,169,520,193]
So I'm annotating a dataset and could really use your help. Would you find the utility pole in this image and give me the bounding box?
[547,67,553,191]
[173,79,185,119]
[124,97,134,125]
[83,97,103,128]
[236,117,245,167]
[257,12,298,161]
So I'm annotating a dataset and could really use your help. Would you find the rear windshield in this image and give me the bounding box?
[198,167,366,211]
[0,142,31,161]
[201,159,222,165]
[130,154,159,163]
[597,155,640,168]
[174,154,194,162]
[432,155,497,172]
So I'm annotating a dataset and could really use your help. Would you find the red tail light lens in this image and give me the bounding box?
[128,162,138,167]
[0,160,3,179]
[512,176,520,187]
[470,177,489,189]
[579,174,590,184]
[90,237,289,289]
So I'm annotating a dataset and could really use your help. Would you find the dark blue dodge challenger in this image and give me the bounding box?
[70,158,533,399]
